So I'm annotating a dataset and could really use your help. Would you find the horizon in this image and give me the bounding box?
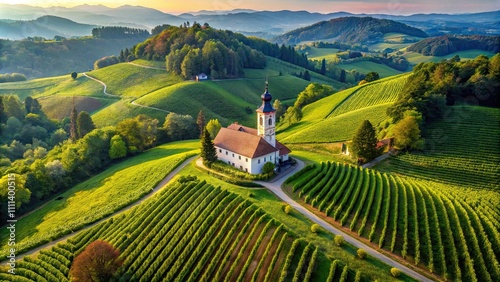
[0,1,498,15]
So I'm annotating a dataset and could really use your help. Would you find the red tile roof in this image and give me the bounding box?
[214,123,291,159]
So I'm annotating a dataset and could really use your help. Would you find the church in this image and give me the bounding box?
[213,83,291,174]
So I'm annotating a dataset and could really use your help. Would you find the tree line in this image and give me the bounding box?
[92,26,150,39]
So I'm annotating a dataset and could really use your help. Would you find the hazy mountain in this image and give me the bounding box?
[272,17,428,45]
[0,15,96,40]
[0,4,498,40]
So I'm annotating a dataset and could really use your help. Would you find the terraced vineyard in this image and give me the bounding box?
[278,74,408,144]
[376,106,500,190]
[0,179,366,281]
[289,162,500,281]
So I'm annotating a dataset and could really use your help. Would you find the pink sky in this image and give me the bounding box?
[0,0,498,14]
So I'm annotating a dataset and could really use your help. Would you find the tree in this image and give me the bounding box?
[303,70,311,81]
[320,58,326,75]
[365,72,380,82]
[70,106,78,142]
[69,240,122,282]
[392,115,423,150]
[310,224,320,233]
[116,115,158,152]
[163,112,197,141]
[196,110,205,137]
[334,235,345,246]
[200,128,217,166]
[391,268,402,277]
[71,72,77,79]
[351,120,378,163]
[205,119,222,139]
[262,162,275,174]
[109,135,127,160]
[273,99,285,122]
[284,106,303,126]
[77,111,95,139]
[357,248,367,259]
[284,204,292,214]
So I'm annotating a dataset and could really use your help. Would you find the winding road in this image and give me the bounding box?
[256,159,432,282]
[2,156,197,263]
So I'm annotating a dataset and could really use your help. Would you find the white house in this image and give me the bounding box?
[196,73,208,81]
[213,83,291,174]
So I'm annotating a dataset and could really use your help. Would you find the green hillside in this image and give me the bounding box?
[288,161,500,281]
[278,74,409,143]
[404,49,497,65]
[376,106,500,190]
[0,176,409,282]
[0,141,198,258]
[338,61,403,78]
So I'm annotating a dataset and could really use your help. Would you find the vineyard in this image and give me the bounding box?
[278,74,408,144]
[0,178,368,281]
[289,162,500,281]
[376,106,500,190]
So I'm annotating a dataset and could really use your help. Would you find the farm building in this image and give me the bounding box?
[213,83,291,174]
[196,73,208,81]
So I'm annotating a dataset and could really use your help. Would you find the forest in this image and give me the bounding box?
[407,34,500,56]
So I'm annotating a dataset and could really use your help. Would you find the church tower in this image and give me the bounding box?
[256,82,276,147]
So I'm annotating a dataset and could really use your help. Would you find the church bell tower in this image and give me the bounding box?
[256,82,276,147]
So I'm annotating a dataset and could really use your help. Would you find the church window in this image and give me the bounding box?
[239,156,241,160]
[240,165,243,170]
[228,161,231,164]
[246,158,248,162]
[245,168,248,172]
[219,149,222,153]
[260,116,263,126]
[264,157,266,162]
[232,153,235,157]
[258,159,261,164]
[226,151,228,155]
[268,118,272,125]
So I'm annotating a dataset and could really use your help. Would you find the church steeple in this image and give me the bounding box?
[256,82,276,147]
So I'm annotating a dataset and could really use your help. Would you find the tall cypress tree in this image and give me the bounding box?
[196,110,205,137]
[351,120,378,163]
[77,111,95,139]
[200,128,217,167]
[70,105,78,142]
[320,58,326,75]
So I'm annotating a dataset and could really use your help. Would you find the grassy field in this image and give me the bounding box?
[376,106,500,190]
[39,96,118,121]
[404,50,497,65]
[368,33,423,52]
[287,161,500,281]
[303,47,341,62]
[277,74,408,143]
[91,99,168,127]
[0,140,199,258]
[338,61,403,78]
[0,75,102,101]
[86,63,183,98]
[134,81,255,126]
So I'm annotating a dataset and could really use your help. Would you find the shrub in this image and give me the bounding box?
[357,248,367,259]
[334,235,345,246]
[310,224,320,233]
[284,205,292,214]
[262,162,275,174]
[391,267,401,277]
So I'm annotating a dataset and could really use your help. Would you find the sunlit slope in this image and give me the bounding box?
[278,74,409,143]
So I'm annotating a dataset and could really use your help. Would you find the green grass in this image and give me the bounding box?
[91,99,168,127]
[134,81,255,126]
[278,74,408,143]
[129,59,166,69]
[338,61,403,78]
[375,106,500,190]
[0,140,199,258]
[404,50,497,65]
[215,73,311,106]
[303,47,340,61]
[280,103,391,143]
[0,75,102,101]
[288,161,500,281]
[87,63,183,98]
[39,96,117,121]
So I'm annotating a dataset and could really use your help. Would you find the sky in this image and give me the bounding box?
[0,0,499,15]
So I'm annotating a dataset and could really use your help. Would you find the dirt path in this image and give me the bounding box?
[1,156,197,263]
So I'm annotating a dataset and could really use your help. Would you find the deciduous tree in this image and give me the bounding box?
[70,240,122,282]
[205,119,222,139]
[392,115,423,150]
[109,135,127,160]
[77,111,95,139]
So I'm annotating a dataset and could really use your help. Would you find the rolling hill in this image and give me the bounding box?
[407,34,500,56]
[272,17,428,45]
[0,15,96,40]
[277,74,410,143]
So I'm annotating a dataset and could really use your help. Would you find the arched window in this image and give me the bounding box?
[259,116,263,126]
[268,118,272,125]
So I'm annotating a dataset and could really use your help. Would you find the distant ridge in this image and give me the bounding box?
[272,17,428,45]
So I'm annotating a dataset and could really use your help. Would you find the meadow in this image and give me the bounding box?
[287,161,500,281]
[403,50,497,65]
[0,141,199,259]
[337,62,403,78]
